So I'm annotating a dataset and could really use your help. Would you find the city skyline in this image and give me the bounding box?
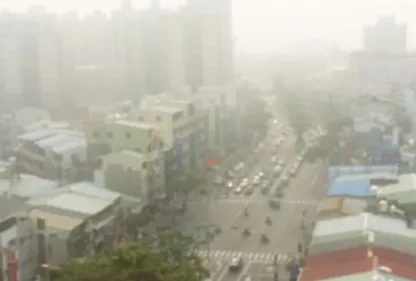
[3,0,416,53]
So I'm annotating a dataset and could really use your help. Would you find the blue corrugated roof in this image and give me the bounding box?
[328,178,376,197]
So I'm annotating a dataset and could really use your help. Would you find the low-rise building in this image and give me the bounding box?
[376,173,416,210]
[16,128,87,183]
[309,213,416,256]
[86,120,165,202]
[0,195,38,281]
[27,182,122,265]
[96,150,164,206]
[129,94,208,181]
[318,196,376,218]
[300,246,416,281]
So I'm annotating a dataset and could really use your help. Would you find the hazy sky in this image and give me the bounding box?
[2,0,416,54]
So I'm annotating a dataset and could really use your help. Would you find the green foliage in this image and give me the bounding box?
[53,232,208,281]
[242,98,271,137]
[281,93,311,139]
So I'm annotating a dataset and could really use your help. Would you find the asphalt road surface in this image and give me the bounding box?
[175,119,330,281]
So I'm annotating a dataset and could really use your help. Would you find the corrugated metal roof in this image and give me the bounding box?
[52,139,85,154]
[35,134,79,149]
[27,182,120,216]
[312,213,416,246]
[328,178,376,197]
[30,208,83,232]
[18,129,55,141]
[0,174,58,198]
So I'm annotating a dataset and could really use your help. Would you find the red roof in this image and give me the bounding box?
[301,254,416,281]
[305,246,415,268]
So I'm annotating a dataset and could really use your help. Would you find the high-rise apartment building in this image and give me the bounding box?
[184,0,234,90]
[363,17,407,54]
[0,7,62,109]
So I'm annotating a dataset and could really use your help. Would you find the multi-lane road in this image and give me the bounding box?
[176,120,329,281]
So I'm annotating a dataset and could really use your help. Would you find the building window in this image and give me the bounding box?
[92,132,99,139]
[107,132,113,138]
[173,111,183,121]
[156,116,161,122]
[125,132,132,139]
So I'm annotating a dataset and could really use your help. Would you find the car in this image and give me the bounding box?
[258,171,264,178]
[296,156,303,162]
[289,167,297,176]
[229,257,243,272]
[274,188,283,197]
[227,181,234,188]
[234,187,243,195]
[252,176,261,185]
[281,176,289,186]
[261,184,270,195]
[214,176,223,185]
[274,165,283,175]
[234,162,245,172]
[278,159,285,165]
[268,199,281,209]
[241,178,249,187]
[226,171,236,179]
[242,275,252,281]
[271,156,279,164]
[244,186,254,195]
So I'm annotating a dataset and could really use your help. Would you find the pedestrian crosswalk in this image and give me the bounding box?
[195,249,290,263]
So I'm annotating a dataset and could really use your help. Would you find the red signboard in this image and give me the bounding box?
[5,248,19,281]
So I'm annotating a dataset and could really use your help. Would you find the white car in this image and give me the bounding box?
[252,176,261,185]
[227,181,234,188]
[241,178,249,187]
[229,257,243,271]
[258,172,264,178]
[234,187,243,195]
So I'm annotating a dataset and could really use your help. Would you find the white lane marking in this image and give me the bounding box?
[253,253,260,260]
[236,260,254,281]
[247,252,254,259]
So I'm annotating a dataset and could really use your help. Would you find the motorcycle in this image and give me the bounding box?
[265,216,272,225]
[242,228,251,237]
[261,234,269,244]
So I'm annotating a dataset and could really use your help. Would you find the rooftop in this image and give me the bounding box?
[35,134,81,150]
[377,174,416,201]
[18,129,56,141]
[114,120,155,130]
[52,138,86,154]
[318,196,370,216]
[0,174,58,199]
[150,105,183,114]
[328,178,376,197]
[312,213,416,242]
[28,182,120,216]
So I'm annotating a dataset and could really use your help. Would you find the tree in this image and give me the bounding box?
[52,231,208,281]
[167,173,204,210]
[280,93,311,141]
[241,98,272,143]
